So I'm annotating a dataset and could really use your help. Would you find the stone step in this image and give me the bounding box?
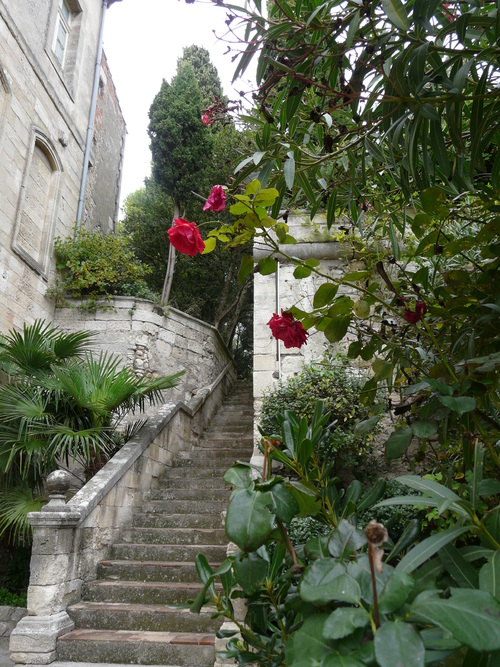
[149,487,230,501]
[83,580,219,606]
[67,602,221,633]
[97,560,220,583]
[129,514,225,544]
[57,629,215,666]
[141,499,227,515]
[153,477,228,491]
[111,543,227,562]
[181,448,251,463]
[169,462,236,476]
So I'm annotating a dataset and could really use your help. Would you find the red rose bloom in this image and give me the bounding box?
[403,300,427,323]
[201,113,213,127]
[267,310,309,349]
[203,185,226,212]
[167,218,205,256]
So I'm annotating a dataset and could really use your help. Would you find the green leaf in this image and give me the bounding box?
[300,559,362,604]
[284,154,295,190]
[382,0,410,30]
[372,359,393,382]
[328,520,367,558]
[421,186,447,217]
[313,283,339,308]
[257,256,278,275]
[323,607,370,640]
[233,552,269,595]
[285,615,335,666]
[396,526,470,574]
[378,571,415,613]
[396,475,461,502]
[238,255,254,285]
[410,589,500,652]
[324,315,351,343]
[479,551,500,601]
[201,237,216,254]
[225,488,276,552]
[353,300,370,318]
[354,416,380,436]
[438,395,476,414]
[374,621,425,667]
[411,420,438,438]
[223,464,254,490]
[439,544,479,589]
[294,265,312,279]
[385,427,413,459]
[264,483,300,523]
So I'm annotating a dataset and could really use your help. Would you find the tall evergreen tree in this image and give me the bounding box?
[148,62,212,301]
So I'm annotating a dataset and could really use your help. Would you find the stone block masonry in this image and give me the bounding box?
[53,297,233,410]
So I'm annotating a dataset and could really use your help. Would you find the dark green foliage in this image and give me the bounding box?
[179,45,225,109]
[260,353,374,478]
[47,228,150,308]
[148,62,211,206]
[0,588,27,607]
[1,545,30,597]
[0,321,183,544]
[358,479,422,541]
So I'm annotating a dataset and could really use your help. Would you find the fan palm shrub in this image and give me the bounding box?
[0,320,183,544]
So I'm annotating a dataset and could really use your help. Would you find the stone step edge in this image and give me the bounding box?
[99,560,221,568]
[68,601,216,615]
[58,629,215,646]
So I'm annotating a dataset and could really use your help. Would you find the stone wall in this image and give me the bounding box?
[0,606,26,638]
[53,297,233,407]
[253,211,363,409]
[0,0,124,333]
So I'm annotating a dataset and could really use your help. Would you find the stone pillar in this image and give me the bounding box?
[9,471,80,665]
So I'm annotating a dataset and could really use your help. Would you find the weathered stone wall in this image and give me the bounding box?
[0,0,124,333]
[0,606,26,638]
[254,211,363,404]
[82,51,126,234]
[53,297,234,406]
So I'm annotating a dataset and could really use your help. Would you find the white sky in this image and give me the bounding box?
[103,0,253,212]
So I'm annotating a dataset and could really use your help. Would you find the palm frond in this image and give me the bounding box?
[0,484,46,546]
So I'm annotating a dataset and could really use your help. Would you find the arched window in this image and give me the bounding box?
[12,128,63,278]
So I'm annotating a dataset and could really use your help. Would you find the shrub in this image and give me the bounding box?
[47,228,151,308]
[260,352,377,480]
[0,587,27,607]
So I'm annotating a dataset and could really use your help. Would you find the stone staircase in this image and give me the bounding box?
[55,383,253,666]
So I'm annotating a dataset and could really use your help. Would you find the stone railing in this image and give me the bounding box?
[9,363,236,665]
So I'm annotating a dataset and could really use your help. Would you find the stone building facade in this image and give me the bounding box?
[0,0,125,333]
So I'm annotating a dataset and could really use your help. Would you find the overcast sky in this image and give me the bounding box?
[103,0,253,212]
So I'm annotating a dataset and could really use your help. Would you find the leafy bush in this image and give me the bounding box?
[260,353,377,479]
[357,479,422,541]
[47,228,151,308]
[0,587,27,607]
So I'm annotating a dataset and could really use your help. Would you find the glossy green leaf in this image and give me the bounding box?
[323,607,370,640]
[328,520,367,558]
[223,464,254,490]
[233,552,269,595]
[300,559,362,604]
[385,427,413,459]
[238,255,254,285]
[225,488,276,552]
[285,614,334,666]
[284,154,295,190]
[382,0,410,31]
[257,256,278,275]
[479,551,500,601]
[411,420,438,438]
[439,543,479,589]
[264,483,300,523]
[374,621,425,667]
[378,571,415,613]
[438,395,476,414]
[411,589,500,652]
[396,526,470,574]
[324,315,351,343]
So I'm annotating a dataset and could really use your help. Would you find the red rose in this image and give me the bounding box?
[403,300,427,323]
[167,218,205,256]
[267,310,309,349]
[201,113,213,127]
[203,185,226,212]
